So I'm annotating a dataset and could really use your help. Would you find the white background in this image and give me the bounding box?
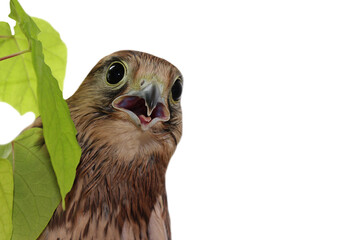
[1,0,360,239]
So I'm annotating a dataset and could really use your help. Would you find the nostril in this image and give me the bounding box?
[140,79,145,86]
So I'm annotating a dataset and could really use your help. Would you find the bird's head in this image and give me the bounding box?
[68,50,182,162]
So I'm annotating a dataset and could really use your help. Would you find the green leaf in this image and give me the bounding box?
[0,142,12,159]
[0,158,13,240]
[8,128,61,240]
[9,0,81,207]
[0,17,67,116]
[0,21,36,116]
[33,18,67,91]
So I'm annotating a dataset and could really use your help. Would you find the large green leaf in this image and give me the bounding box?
[0,158,13,240]
[0,18,67,116]
[8,0,81,207]
[34,18,67,91]
[0,21,36,116]
[7,128,61,240]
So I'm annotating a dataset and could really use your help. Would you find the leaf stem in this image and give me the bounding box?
[0,35,13,39]
[12,141,15,171]
[0,49,30,61]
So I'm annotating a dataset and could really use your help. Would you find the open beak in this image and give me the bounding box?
[112,82,170,130]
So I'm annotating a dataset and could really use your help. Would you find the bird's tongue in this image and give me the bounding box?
[139,115,152,124]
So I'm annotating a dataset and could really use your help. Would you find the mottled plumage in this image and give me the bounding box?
[35,50,182,239]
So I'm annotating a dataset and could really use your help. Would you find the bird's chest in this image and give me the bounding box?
[40,175,170,240]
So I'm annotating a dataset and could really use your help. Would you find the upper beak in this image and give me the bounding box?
[143,83,161,116]
[112,82,170,130]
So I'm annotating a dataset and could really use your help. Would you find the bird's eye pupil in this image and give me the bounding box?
[106,62,125,85]
[171,79,182,102]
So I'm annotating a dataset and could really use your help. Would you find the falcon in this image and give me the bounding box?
[35,50,183,239]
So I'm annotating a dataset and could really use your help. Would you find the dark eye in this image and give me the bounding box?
[171,79,183,102]
[106,62,125,85]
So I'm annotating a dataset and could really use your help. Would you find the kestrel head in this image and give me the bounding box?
[68,50,183,162]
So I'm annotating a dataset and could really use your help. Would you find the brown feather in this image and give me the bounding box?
[37,50,182,240]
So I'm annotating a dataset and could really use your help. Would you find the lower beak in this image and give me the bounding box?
[112,83,170,130]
